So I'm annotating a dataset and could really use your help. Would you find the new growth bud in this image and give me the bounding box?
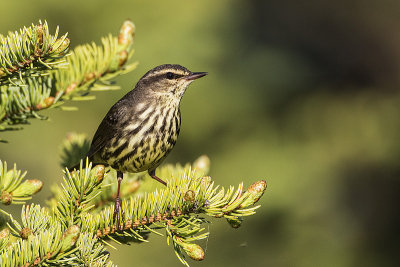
[52,37,70,54]
[0,228,10,239]
[34,24,44,57]
[36,24,44,45]
[181,242,205,261]
[201,176,212,184]
[65,82,77,94]
[118,50,129,67]
[60,225,80,252]
[12,179,43,197]
[36,97,54,110]
[226,217,242,229]
[118,20,135,48]
[240,180,267,208]
[20,227,32,239]
[184,190,196,204]
[193,155,210,175]
[92,165,105,183]
[0,191,12,205]
[122,179,140,195]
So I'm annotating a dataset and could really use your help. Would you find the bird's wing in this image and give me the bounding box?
[86,100,130,159]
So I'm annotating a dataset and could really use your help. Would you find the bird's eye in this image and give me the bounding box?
[166,72,174,79]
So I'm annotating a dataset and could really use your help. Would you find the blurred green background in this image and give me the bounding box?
[1,0,400,266]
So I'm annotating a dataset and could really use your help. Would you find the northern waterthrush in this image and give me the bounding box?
[70,64,207,227]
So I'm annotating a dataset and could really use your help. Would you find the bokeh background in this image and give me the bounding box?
[1,0,400,266]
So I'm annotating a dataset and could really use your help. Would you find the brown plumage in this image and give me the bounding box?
[70,64,207,227]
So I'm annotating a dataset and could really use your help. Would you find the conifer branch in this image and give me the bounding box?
[0,155,266,266]
[0,223,114,267]
[55,135,267,265]
[1,208,115,266]
[0,20,268,267]
[54,20,137,99]
[56,132,142,211]
[0,20,136,132]
[0,160,43,205]
[54,161,106,229]
[0,20,69,86]
[64,158,265,265]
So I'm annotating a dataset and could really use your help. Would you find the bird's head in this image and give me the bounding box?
[137,64,207,104]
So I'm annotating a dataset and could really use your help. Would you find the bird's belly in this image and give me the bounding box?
[102,118,180,173]
[116,134,176,172]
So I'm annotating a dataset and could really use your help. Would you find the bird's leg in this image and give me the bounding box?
[148,169,167,186]
[113,171,124,230]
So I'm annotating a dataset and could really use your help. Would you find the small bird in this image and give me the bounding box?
[69,64,207,227]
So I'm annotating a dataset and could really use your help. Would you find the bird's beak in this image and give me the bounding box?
[185,72,208,80]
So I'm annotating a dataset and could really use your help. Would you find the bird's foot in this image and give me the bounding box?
[113,197,124,230]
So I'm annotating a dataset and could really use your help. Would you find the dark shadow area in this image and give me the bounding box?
[340,161,400,266]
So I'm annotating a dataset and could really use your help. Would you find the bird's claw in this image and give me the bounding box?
[113,197,124,230]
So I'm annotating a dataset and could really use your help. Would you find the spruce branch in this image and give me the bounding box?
[1,207,115,266]
[54,161,106,229]
[0,160,43,205]
[74,232,116,267]
[0,155,266,266]
[72,159,266,265]
[0,76,55,128]
[0,20,69,86]
[0,20,137,131]
[54,20,137,99]
[54,135,267,265]
[56,132,142,211]
[0,223,80,267]
[0,20,269,267]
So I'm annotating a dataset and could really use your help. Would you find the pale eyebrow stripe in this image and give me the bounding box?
[147,68,187,78]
